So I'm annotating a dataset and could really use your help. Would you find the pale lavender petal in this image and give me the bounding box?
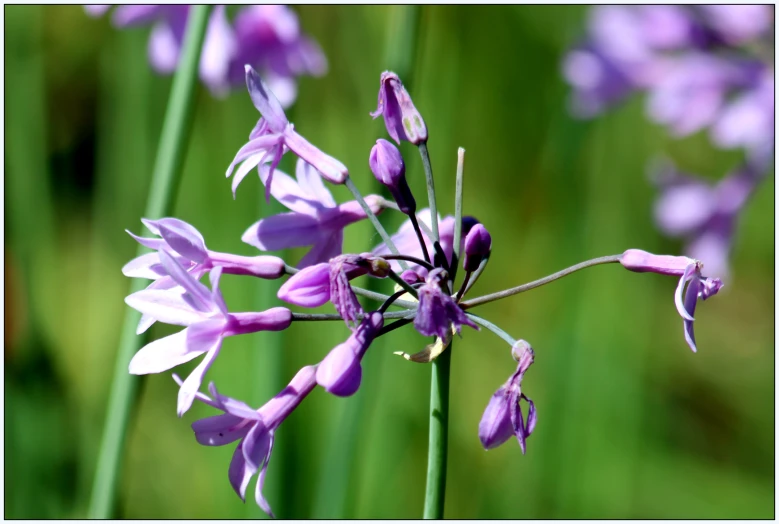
[192,413,251,446]
[232,152,264,198]
[208,267,229,316]
[683,273,702,353]
[186,318,226,354]
[126,229,165,250]
[129,328,205,374]
[525,397,537,436]
[316,341,362,397]
[178,342,223,416]
[241,212,325,251]
[157,218,208,263]
[158,249,215,312]
[282,127,349,184]
[125,289,204,328]
[112,5,167,27]
[276,263,330,307]
[255,437,275,518]
[259,163,327,216]
[84,5,111,17]
[242,421,272,473]
[137,314,156,335]
[478,387,514,450]
[245,65,288,133]
[173,374,221,409]
[199,5,238,98]
[297,231,343,269]
[654,182,716,235]
[226,134,283,181]
[148,20,181,74]
[675,264,697,321]
[264,73,297,109]
[122,252,166,279]
[228,442,253,502]
[295,158,336,207]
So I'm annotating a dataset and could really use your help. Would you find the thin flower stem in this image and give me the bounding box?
[376,315,415,337]
[450,148,465,284]
[460,254,622,310]
[462,255,489,296]
[423,339,451,519]
[344,176,408,270]
[383,253,435,271]
[455,271,471,303]
[291,310,415,322]
[388,270,419,298]
[379,289,410,313]
[409,212,432,263]
[384,200,436,239]
[465,313,517,347]
[88,5,211,519]
[418,142,439,242]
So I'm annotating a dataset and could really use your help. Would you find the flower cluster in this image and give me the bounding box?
[86,4,326,103]
[563,5,774,277]
[123,66,723,516]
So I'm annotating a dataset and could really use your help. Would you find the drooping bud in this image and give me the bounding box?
[370,71,428,145]
[463,224,492,272]
[369,139,416,214]
[619,249,697,276]
[316,312,384,396]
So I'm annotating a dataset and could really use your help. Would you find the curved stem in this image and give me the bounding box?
[88,6,211,519]
[291,310,415,322]
[461,255,622,310]
[388,270,419,298]
[383,253,434,271]
[455,271,471,303]
[465,313,516,347]
[409,212,432,263]
[423,339,451,519]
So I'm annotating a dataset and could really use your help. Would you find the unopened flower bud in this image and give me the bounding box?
[369,139,416,215]
[619,249,697,276]
[463,224,492,272]
[370,71,428,145]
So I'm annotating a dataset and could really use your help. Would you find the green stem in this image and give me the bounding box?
[450,148,465,284]
[418,142,439,242]
[423,340,451,519]
[88,6,211,518]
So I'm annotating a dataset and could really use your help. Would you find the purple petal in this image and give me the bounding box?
[242,422,272,474]
[126,229,166,250]
[112,5,168,27]
[525,397,537,436]
[228,442,254,502]
[674,264,697,321]
[156,218,208,263]
[199,5,237,98]
[84,5,111,17]
[241,212,325,251]
[178,342,223,416]
[186,319,226,354]
[478,387,514,450]
[125,289,205,329]
[282,127,349,184]
[259,162,328,215]
[654,182,716,236]
[316,341,362,397]
[255,436,276,518]
[277,263,330,307]
[148,19,183,74]
[128,329,205,375]
[192,413,252,446]
[158,249,215,313]
[122,252,166,279]
[683,273,702,353]
[295,158,336,207]
[297,231,343,269]
[231,152,265,198]
[209,382,262,420]
[245,65,288,133]
[225,134,283,182]
[208,267,228,316]
[173,374,220,410]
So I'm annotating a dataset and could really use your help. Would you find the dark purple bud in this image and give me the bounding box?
[369,139,416,215]
[463,224,492,272]
[400,268,425,285]
[461,216,479,238]
[370,71,428,145]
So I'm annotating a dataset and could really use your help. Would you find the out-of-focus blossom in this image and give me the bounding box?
[479,340,537,453]
[126,250,292,415]
[181,365,317,518]
[85,5,326,103]
[241,159,385,268]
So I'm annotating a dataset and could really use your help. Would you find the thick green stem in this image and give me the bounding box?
[88,6,211,518]
[423,341,451,519]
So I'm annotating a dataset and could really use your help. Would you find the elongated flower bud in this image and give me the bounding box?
[370,71,428,145]
[463,224,492,272]
[369,139,416,214]
[619,249,697,276]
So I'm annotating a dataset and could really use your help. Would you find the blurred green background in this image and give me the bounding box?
[5,5,774,519]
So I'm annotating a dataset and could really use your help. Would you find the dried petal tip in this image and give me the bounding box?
[511,339,534,365]
[619,249,697,276]
[463,224,492,272]
[371,71,428,145]
[369,139,416,215]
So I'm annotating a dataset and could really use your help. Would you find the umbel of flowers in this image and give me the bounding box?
[122,66,723,516]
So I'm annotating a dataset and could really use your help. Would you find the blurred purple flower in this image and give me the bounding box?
[126,250,292,415]
[479,340,536,453]
[181,365,317,518]
[241,159,385,268]
[85,4,326,102]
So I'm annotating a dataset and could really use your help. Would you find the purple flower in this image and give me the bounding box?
[86,5,326,103]
[462,224,492,272]
[316,312,384,396]
[372,208,457,273]
[619,249,723,352]
[181,365,317,517]
[699,5,773,45]
[479,340,536,453]
[126,249,292,415]
[241,159,386,268]
[369,139,415,215]
[277,254,390,326]
[123,217,286,332]
[226,66,348,201]
[414,268,478,339]
[371,71,428,145]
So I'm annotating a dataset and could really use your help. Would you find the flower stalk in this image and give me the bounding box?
[88,5,212,518]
